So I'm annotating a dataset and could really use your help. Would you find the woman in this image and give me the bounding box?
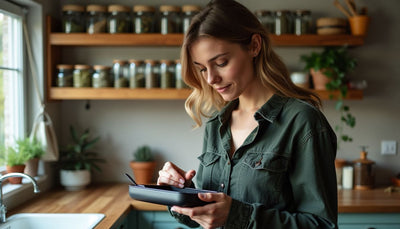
[157,0,338,228]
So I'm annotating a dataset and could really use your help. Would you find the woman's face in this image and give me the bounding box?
[190,37,257,101]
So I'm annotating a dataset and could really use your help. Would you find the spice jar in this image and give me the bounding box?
[129,59,145,88]
[159,5,181,34]
[255,10,274,34]
[160,59,175,89]
[62,5,85,33]
[144,59,160,88]
[86,5,107,34]
[92,65,111,88]
[133,5,156,34]
[73,65,92,87]
[182,5,201,34]
[353,147,375,190]
[294,10,312,35]
[56,64,74,87]
[174,59,187,89]
[107,5,131,33]
[274,10,291,35]
[112,60,129,88]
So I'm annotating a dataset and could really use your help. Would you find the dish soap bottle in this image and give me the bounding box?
[353,146,375,190]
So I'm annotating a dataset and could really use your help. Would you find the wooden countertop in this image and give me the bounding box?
[9,183,400,228]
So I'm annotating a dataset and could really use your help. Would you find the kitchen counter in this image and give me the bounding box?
[8,183,400,228]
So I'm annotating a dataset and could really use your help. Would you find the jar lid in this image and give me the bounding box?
[62,4,85,12]
[182,5,201,12]
[108,5,130,13]
[174,59,181,64]
[128,59,144,64]
[133,5,155,12]
[56,64,74,69]
[295,10,311,16]
[159,5,181,12]
[93,65,111,70]
[74,64,91,70]
[160,59,173,65]
[254,10,272,16]
[112,59,127,65]
[316,17,347,27]
[86,5,107,13]
[144,59,158,65]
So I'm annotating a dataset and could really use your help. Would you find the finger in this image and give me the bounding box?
[184,170,196,186]
[198,192,222,202]
[158,170,184,188]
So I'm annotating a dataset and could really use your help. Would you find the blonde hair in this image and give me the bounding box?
[182,0,321,127]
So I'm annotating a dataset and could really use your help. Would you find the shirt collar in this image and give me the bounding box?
[214,94,288,124]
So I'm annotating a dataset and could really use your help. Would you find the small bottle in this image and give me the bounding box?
[160,59,175,89]
[112,60,129,88]
[159,5,181,34]
[133,5,156,34]
[254,10,274,34]
[62,4,85,33]
[144,59,160,88]
[274,10,291,35]
[182,5,201,34]
[92,65,111,88]
[129,59,145,88]
[56,64,74,87]
[73,65,92,88]
[107,5,131,33]
[294,10,312,35]
[174,59,187,89]
[353,146,375,190]
[86,5,107,34]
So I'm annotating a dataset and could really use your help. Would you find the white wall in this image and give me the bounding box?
[50,0,400,185]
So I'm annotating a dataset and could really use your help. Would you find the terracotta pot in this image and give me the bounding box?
[129,161,156,184]
[6,165,26,184]
[24,158,40,177]
[310,68,332,90]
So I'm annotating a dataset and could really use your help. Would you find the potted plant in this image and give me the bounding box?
[129,145,156,184]
[301,46,357,148]
[16,138,45,177]
[0,143,31,184]
[59,125,104,191]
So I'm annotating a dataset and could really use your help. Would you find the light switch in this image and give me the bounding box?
[381,140,397,155]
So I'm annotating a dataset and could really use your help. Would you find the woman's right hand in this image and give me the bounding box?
[157,162,196,188]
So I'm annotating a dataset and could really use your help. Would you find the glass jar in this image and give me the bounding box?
[129,59,145,88]
[112,60,129,88]
[73,65,92,87]
[62,4,85,33]
[92,65,111,88]
[182,5,201,34]
[174,59,187,89]
[294,10,312,35]
[56,64,74,87]
[274,10,291,35]
[254,10,274,34]
[86,5,107,34]
[160,59,175,89]
[353,148,375,190]
[133,5,155,34]
[159,5,181,34]
[144,59,160,88]
[107,5,131,33]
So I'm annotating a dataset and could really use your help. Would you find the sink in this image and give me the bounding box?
[0,213,105,229]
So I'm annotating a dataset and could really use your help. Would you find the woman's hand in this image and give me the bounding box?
[171,192,232,229]
[157,162,196,188]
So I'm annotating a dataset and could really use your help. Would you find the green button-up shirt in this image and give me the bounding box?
[171,94,338,229]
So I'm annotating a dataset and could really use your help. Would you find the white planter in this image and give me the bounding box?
[60,169,91,191]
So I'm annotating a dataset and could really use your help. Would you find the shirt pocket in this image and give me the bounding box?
[198,152,222,190]
[237,152,289,205]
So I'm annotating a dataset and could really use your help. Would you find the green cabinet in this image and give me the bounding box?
[338,213,400,229]
[129,211,200,229]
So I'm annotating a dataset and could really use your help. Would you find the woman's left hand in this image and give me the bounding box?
[171,192,232,229]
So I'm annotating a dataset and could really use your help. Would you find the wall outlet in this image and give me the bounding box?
[381,140,397,155]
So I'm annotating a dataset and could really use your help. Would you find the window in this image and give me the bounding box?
[0,1,26,167]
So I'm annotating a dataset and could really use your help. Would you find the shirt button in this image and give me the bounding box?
[227,161,231,165]
[220,183,225,188]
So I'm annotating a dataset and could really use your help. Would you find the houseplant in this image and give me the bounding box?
[59,125,104,191]
[301,46,357,147]
[129,145,156,184]
[17,138,46,177]
[0,142,32,184]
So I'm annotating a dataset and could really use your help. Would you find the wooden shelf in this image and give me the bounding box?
[48,87,363,100]
[48,33,364,47]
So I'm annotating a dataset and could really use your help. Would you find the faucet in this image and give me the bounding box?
[0,173,40,223]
